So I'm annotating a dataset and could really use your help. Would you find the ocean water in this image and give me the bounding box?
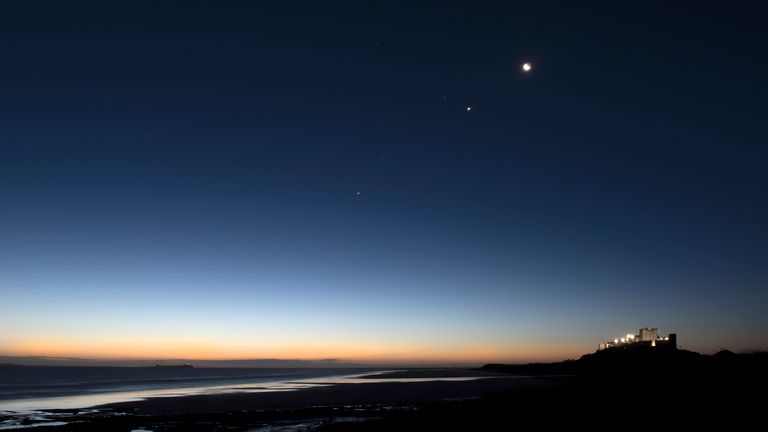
[0,366,374,412]
[0,366,493,429]
[0,366,484,413]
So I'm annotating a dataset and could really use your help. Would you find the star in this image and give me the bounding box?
[466,106,472,111]
[522,62,532,72]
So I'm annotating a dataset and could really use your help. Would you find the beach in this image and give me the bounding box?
[101,373,545,415]
[0,367,522,430]
[2,354,765,431]
[0,362,765,432]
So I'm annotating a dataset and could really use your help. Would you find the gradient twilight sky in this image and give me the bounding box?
[1,1,767,364]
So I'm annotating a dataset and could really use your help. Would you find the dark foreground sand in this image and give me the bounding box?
[16,374,568,431]
[15,362,765,431]
[102,374,557,415]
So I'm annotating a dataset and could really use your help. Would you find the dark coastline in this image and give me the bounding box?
[6,350,765,430]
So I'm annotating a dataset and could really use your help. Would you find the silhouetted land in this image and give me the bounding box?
[12,349,767,430]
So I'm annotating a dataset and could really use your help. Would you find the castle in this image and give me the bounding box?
[598,327,676,351]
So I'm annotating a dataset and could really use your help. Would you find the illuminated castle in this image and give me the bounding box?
[598,327,677,351]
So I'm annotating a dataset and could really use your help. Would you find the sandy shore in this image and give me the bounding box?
[7,360,763,430]
[99,374,561,415]
[3,371,574,430]
[358,368,505,379]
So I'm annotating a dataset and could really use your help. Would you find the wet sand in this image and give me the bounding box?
[100,374,558,415]
[9,358,765,430]
[7,372,571,430]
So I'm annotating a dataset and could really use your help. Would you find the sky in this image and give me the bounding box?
[0,1,766,364]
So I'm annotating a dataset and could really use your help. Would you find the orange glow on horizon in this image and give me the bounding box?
[2,337,584,364]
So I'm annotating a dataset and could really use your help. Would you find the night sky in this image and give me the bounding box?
[1,1,766,363]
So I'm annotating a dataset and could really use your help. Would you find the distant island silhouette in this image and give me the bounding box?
[147,363,194,369]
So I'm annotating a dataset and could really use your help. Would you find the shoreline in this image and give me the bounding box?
[98,375,541,415]
[1,376,566,431]
[0,368,501,413]
[1,368,531,430]
[1,357,764,430]
[0,368,386,413]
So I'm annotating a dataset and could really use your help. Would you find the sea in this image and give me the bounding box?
[0,366,400,431]
[0,365,486,429]
[0,366,385,430]
[0,366,377,412]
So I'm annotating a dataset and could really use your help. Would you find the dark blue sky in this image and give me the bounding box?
[1,1,766,361]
